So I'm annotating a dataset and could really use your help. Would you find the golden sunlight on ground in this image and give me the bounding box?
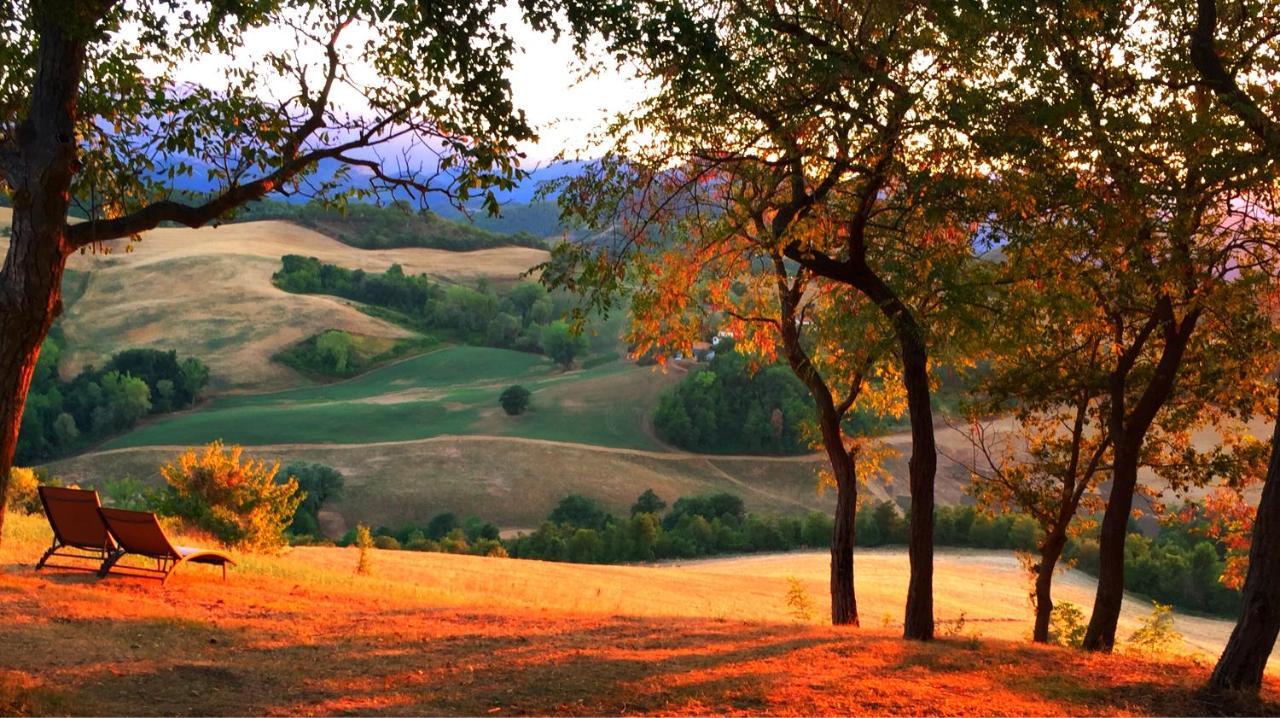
[1,512,1276,716]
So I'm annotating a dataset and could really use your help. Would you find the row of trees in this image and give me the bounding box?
[240,199,546,251]
[17,337,209,463]
[537,0,1280,695]
[273,256,599,368]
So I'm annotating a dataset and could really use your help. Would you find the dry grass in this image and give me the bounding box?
[32,216,546,393]
[1,511,1277,716]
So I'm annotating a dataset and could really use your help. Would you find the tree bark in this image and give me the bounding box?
[1083,307,1199,652]
[1032,527,1069,643]
[898,328,936,641]
[817,407,859,626]
[1207,396,1280,694]
[0,12,89,544]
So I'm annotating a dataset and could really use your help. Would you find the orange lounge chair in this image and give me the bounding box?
[97,507,235,584]
[35,486,121,572]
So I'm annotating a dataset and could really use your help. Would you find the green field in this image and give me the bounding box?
[104,345,677,451]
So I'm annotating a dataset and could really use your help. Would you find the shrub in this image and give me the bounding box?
[784,576,816,622]
[355,523,373,574]
[282,462,344,536]
[7,468,40,515]
[155,441,303,552]
[1127,602,1182,656]
[373,535,401,550]
[101,475,149,510]
[499,385,531,415]
[1048,602,1087,648]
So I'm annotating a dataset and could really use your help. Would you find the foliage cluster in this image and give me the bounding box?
[17,336,209,463]
[652,344,814,455]
[335,511,504,558]
[238,199,545,251]
[499,385,531,415]
[273,330,437,379]
[154,441,302,552]
[273,256,607,367]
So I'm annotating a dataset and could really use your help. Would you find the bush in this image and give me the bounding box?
[540,321,589,369]
[1127,602,1182,656]
[1048,602,1087,648]
[101,475,149,510]
[282,462,344,537]
[499,385,531,415]
[355,524,373,575]
[155,441,303,552]
[7,468,40,515]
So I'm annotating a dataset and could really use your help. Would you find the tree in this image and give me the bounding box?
[973,0,1280,652]
[282,461,344,537]
[155,441,302,552]
[548,494,610,530]
[630,488,666,516]
[0,1,631,543]
[499,385,531,415]
[540,321,588,369]
[544,0,985,637]
[1186,0,1280,694]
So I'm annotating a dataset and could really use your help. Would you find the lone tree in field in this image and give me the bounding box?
[1186,0,1280,694]
[0,0,628,542]
[499,385,531,416]
[547,0,989,640]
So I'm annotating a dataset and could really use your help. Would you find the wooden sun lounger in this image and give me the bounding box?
[35,486,120,573]
[97,507,235,585]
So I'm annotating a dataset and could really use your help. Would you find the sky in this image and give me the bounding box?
[161,4,646,167]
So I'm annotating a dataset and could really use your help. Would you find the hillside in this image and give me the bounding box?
[0,511,1274,716]
[42,344,991,530]
[0,207,548,393]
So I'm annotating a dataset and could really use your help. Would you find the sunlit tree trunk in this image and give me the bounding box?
[0,14,85,546]
[817,410,858,626]
[1208,396,1280,694]
[1032,528,1069,643]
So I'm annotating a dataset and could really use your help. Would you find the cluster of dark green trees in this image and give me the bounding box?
[334,511,505,557]
[17,337,209,463]
[273,256,602,367]
[240,199,546,250]
[274,330,436,378]
[652,344,818,455]
[1068,514,1242,617]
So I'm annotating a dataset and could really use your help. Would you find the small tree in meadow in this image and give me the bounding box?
[499,385,532,416]
[355,524,373,575]
[539,321,589,369]
[156,441,302,552]
[1127,602,1183,656]
[7,468,39,515]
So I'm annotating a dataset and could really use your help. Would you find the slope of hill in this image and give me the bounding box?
[0,511,1274,716]
[0,210,549,393]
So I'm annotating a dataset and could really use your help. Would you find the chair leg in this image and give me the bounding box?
[35,540,62,570]
[98,549,125,578]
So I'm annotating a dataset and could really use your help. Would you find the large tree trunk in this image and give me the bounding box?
[1082,438,1141,651]
[831,468,859,626]
[1207,399,1280,694]
[899,331,935,641]
[0,12,88,545]
[1032,528,1069,643]
[817,408,859,626]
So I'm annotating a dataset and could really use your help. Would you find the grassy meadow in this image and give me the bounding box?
[0,510,1275,716]
[101,346,673,451]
